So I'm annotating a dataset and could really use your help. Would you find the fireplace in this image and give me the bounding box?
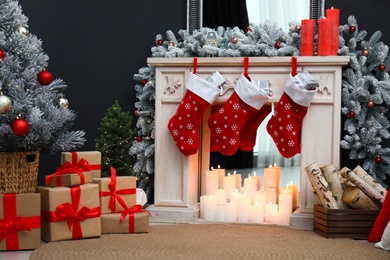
[147,56,350,230]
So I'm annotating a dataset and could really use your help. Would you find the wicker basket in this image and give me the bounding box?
[0,151,40,193]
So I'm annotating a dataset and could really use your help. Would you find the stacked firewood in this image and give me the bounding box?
[305,163,387,210]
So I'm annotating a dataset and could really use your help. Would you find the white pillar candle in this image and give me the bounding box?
[225,202,237,222]
[249,202,264,224]
[279,184,293,212]
[230,189,243,204]
[289,181,299,210]
[264,165,278,188]
[278,191,293,225]
[214,165,225,190]
[270,209,282,225]
[200,195,205,219]
[203,195,217,221]
[264,187,277,204]
[215,204,225,222]
[205,169,219,195]
[233,171,242,190]
[253,190,267,207]
[223,173,236,201]
[252,171,262,191]
[273,164,281,194]
[243,174,257,203]
[213,189,227,205]
[264,202,278,224]
[237,196,251,222]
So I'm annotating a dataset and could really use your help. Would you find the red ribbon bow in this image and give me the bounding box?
[45,158,91,186]
[0,216,31,242]
[120,204,150,233]
[41,186,100,239]
[99,167,136,213]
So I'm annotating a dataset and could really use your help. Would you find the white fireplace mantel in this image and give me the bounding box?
[147,56,350,230]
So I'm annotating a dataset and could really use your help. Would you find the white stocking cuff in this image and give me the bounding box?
[186,73,220,104]
[234,73,270,110]
[285,73,316,107]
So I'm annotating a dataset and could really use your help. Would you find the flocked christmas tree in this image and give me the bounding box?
[130,15,390,195]
[95,100,136,177]
[0,0,85,153]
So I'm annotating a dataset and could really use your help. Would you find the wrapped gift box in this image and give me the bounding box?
[38,184,101,242]
[61,151,101,178]
[101,206,149,234]
[93,167,137,214]
[45,170,93,187]
[0,193,41,250]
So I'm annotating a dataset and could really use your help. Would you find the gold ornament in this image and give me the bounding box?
[0,94,12,113]
[232,37,238,44]
[59,97,69,108]
[295,25,301,32]
[362,48,369,57]
[368,100,374,108]
[16,25,30,36]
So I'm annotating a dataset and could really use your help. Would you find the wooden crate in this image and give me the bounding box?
[313,204,380,239]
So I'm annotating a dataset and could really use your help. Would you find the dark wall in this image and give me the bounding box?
[18,0,187,184]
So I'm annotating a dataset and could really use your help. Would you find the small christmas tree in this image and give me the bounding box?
[95,100,136,177]
[0,0,85,153]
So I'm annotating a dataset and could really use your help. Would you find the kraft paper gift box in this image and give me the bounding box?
[61,151,101,178]
[101,205,149,234]
[0,193,41,251]
[45,162,93,187]
[93,167,137,214]
[38,184,101,242]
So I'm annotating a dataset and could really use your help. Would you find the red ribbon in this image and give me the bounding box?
[41,186,100,239]
[244,57,250,80]
[120,204,150,233]
[291,56,297,77]
[0,194,40,250]
[99,167,136,213]
[193,57,197,74]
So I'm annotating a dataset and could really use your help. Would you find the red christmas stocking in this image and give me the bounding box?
[239,105,272,152]
[208,74,270,156]
[168,73,220,156]
[266,73,317,158]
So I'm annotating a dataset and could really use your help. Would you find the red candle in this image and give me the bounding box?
[300,19,315,56]
[317,18,331,56]
[326,7,340,55]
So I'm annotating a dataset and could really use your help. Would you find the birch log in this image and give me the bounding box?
[305,163,339,209]
[340,167,385,204]
[320,164,349,209]
[353,165,387,197]
[342,186,381,210]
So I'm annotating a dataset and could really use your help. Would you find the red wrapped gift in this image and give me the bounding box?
[0,193,41,250]
[38,184,101,242]
[101,205,149,234]
[94,167,137,214]
[61,151,101,178]
[45,160,94,187]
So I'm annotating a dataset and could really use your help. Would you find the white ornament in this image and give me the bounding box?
[0,95,12,113]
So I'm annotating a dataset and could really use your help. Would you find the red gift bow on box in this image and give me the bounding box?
[0,194,40,250]
[70,151,101,172]
[120,204,150,233]
[45,159,91,186]
[99,167,136,213]
[41,186,100,239]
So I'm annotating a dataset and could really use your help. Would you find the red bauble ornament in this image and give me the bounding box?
[246,26,252,33]
[295,25,301,33]
[379,64,385,71]
[38,70,53,85]
[135,109,140,116]
[141,79,147,86]
[11,118,29,136]
[136,136,142,142]
[232,37,238,44]
[157,39,163,46]
[274,42,280,49]
[349,26,356,33]
[368,101,375,108]
[348,111,355,118]
[0,48,5,60]
[375,156,382,164]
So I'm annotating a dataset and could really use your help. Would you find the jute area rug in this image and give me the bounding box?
[30,223,390,260]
